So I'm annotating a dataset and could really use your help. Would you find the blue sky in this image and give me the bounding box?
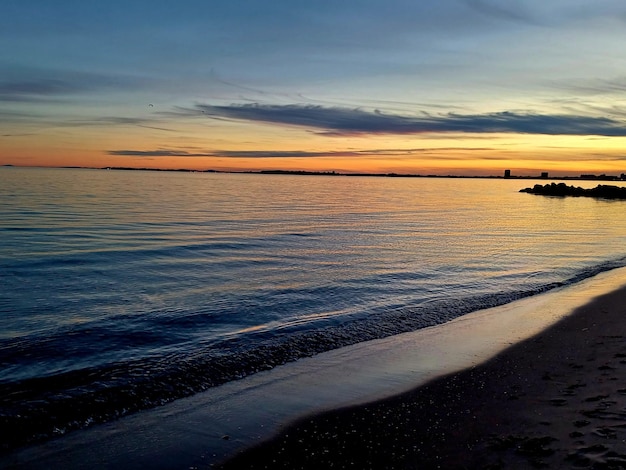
[3,0,626,174]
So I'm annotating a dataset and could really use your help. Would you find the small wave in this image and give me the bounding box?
[1,257,626,452]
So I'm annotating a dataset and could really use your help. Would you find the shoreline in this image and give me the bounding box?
[4,165,626,182]
[222,272,626,469]
[3,268,626,469]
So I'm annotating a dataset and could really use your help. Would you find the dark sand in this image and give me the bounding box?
[220,285,626,469]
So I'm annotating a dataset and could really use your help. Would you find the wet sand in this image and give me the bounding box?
[221,282,626,469]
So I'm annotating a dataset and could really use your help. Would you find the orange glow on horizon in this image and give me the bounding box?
[2,125,626,177]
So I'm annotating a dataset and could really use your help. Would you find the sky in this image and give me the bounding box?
[2,0,626,176]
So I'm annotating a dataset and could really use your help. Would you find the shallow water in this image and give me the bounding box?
[1,167,626,448]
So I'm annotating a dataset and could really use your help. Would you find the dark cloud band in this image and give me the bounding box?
[107,147,496,159]
[195,103,626,137]
[107,149,350,158]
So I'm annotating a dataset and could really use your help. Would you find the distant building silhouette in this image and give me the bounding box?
[541,172,548,178]
[504,169,511,178]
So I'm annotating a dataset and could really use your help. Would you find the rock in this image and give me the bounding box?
[520,183,626,199]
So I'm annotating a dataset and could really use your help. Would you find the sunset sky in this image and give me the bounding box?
[3,0,626,176]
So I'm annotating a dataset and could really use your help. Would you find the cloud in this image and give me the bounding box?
[554,77,626,96]
[91,117,148,125]
[0,84,67,103]
[212,150,344,158]
[107,147,497,159]
[108,149,212,157]
[0,69,147,103]
[194,103,626,137]
[0,110,42,121]
[107,149,355,158]
[0,79,88,97]
[462,0,535,24]
[59,116,175,129]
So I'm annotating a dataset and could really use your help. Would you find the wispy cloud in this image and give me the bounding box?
[89,117,149,125]
[0,110,43,121]
[107,149,358,158]
[108,149,213,157]
[553,76,626,96]
[59,116,175,130]
[0,79,89,97]
[0,69,148,103]
[1,133,36,137]
[193,103,626,137]
[0,111,174,134]
[107,147,497,159]
[462,0,535,24]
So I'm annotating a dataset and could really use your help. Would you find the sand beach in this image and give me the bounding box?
[222,273,626,469]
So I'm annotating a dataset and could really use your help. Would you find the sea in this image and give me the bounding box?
[2,166,626,451]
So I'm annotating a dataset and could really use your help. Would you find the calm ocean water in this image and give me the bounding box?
[2,167,626,449]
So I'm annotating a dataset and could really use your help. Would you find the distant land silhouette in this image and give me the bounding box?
[520,183,626,199]
[73,167,626,181]
[3,165,626,182]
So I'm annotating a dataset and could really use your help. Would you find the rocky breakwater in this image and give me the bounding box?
[520,182,626,199]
